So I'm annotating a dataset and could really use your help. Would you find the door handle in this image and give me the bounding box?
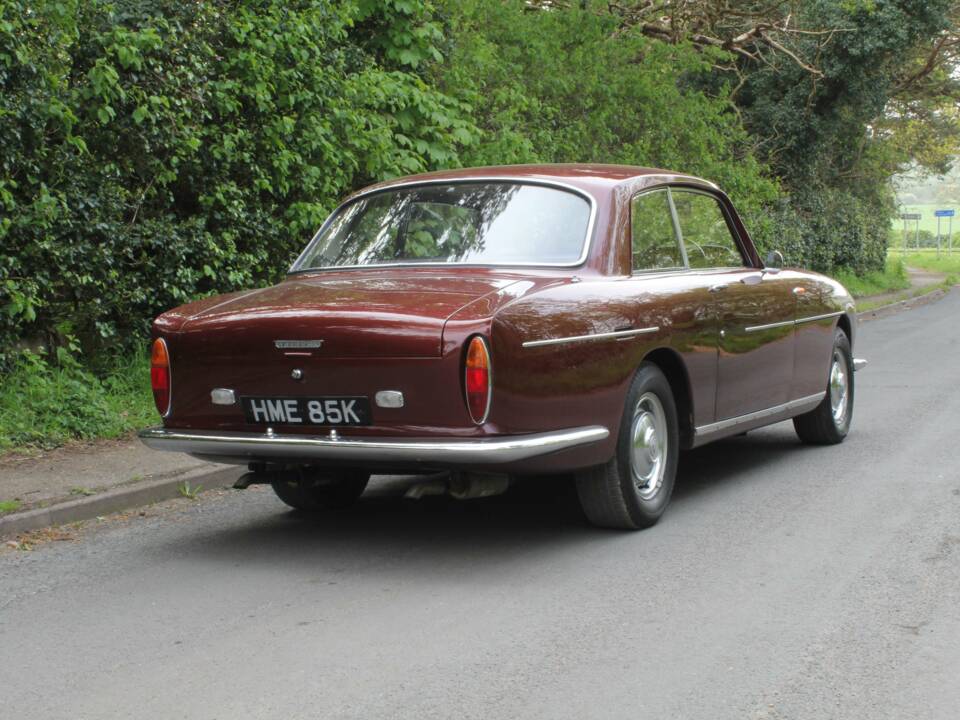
[709,283,729,293]
[740,274,763,286]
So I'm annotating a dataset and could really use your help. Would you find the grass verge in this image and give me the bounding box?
[855,274,958,313]
[892,249,960,275]
[833,257,911,298]
[0,350,156,454]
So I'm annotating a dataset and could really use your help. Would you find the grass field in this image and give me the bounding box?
[891,248,960,275]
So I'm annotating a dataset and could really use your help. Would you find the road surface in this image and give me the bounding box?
[2,291,959,719]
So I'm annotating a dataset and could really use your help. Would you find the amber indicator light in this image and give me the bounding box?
[150,338,171,417]
[464,336,491,424]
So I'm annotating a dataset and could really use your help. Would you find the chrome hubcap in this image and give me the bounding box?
[630,392,668,500]
[829,350,849,426]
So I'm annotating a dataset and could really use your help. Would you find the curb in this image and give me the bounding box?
[857,287,949,322]
[0,464,242,538]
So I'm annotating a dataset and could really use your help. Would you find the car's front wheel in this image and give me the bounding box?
[793,328,853,445]
[574,363,679,530]
[271,468,370,512]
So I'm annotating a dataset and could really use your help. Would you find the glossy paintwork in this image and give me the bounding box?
[714,270,797,419]
[151,164,855,473]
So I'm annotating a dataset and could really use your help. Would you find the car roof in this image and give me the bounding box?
[350,164,719,200]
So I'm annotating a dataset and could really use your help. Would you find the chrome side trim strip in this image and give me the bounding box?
[138,425,610,466]
[796,310,844,325]
[744,310,843,333]
[522,326,660,349]
[744,319,795,333]
[288,176,599,272]
[694,392,826,438]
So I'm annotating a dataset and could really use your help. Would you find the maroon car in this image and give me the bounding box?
[139,164,865,529]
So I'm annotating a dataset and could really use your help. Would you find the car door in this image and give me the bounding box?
[669,188,796,421]
[628,187,721,429]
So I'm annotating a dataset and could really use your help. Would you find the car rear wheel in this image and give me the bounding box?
[271,468,370,512]
[793,328,853,445]
[575,363,679,530]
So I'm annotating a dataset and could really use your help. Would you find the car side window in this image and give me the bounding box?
[670,190,745,269]
[631,190,685,272]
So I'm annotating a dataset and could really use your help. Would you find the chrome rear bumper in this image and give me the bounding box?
[138,426,610,467]
[853,357,868,371]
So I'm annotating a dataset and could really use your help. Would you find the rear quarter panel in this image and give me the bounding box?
[490,273,723,468]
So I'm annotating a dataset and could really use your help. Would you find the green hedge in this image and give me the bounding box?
[1,0,893,370]
[0,0,474,363]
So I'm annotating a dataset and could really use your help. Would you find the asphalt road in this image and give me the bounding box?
[3,291,959,720]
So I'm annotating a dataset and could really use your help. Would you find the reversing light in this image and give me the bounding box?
[464,336,491,424]
[150,338,171,417]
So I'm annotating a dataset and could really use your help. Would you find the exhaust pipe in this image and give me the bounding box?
[233,464,345,490]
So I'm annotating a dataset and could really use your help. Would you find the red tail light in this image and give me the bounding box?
[465,336,491,424]
[150,338,171,417]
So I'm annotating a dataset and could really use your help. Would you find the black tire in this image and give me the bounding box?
[574,363,680,530]
[271,468,369,512]
[793,328,853,445]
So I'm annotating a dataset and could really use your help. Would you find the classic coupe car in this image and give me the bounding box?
[139,164,864,529]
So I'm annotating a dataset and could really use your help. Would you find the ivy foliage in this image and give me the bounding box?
[0,0,473,362]
[1,0,950,368]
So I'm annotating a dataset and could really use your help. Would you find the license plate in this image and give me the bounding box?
[241,396,371,426]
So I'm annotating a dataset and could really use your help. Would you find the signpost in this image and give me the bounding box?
[900,213,921,254]
[935,209,954,257]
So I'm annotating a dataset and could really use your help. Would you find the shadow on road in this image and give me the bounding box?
[174,427,817,567]
[674,430,812,502]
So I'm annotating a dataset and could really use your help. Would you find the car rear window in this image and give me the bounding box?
[291,182,592,270]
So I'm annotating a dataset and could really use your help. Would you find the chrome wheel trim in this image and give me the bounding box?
[829,350,849,426]
[630,392,668,500]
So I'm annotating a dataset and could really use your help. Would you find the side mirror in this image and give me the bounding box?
[764,250,784,274]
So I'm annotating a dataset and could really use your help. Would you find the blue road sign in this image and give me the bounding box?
[935,209,955,217]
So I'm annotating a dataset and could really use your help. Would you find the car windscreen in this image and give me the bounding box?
[291,182,592,270]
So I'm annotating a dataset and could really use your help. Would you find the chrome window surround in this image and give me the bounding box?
[629,185,750,275]
[288,177,599,273]
[629,187,685,273]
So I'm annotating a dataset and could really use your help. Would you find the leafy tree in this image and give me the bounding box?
[1,0,956,367]
[439,0,780,233]
[586,0,959,272]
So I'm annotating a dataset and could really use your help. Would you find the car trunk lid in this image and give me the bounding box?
[177,272,520,359]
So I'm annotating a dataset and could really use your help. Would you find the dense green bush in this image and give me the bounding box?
[0,0,474,364]
[0,0,931,373]
[0,347,154,449]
